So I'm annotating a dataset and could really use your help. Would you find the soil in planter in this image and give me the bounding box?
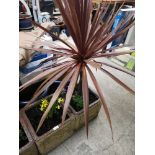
[19,123,29,148]
[19,81,61,109]
[70,89,98,112]
[26,97,69,136]
[19,80,69,110]
[20,81,43,101]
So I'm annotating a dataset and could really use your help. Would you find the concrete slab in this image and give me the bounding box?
[48,58,135,155]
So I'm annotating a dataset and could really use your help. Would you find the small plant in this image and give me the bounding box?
[72,91,83,110]
[40,97,65,118]
[20,0,135,138]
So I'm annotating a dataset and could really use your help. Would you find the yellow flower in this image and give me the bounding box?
[56,105,60,109]
[58,97,64,104]
[40,99,49,112]
[40,106,44,111]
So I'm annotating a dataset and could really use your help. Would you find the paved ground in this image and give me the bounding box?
[48,57,135,155]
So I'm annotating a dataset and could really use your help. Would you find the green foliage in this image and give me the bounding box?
[72,91,83,109]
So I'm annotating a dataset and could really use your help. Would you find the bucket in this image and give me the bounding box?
[19,14,33,30]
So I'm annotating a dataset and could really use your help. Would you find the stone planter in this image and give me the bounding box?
[69,89,101,130]
[20,96,75,155]
[19,113,38,155]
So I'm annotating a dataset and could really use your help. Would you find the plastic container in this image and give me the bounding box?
[19,14,33,30]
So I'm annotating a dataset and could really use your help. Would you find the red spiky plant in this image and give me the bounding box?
[20,0,135,137]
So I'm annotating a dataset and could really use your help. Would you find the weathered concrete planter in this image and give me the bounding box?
[19,113,38,155]
[69,89,101,130]
[20,97,75,155]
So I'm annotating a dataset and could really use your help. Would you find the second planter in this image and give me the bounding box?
[69,89,101,130]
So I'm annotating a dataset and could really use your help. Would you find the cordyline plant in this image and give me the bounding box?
[20,0,135,138]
